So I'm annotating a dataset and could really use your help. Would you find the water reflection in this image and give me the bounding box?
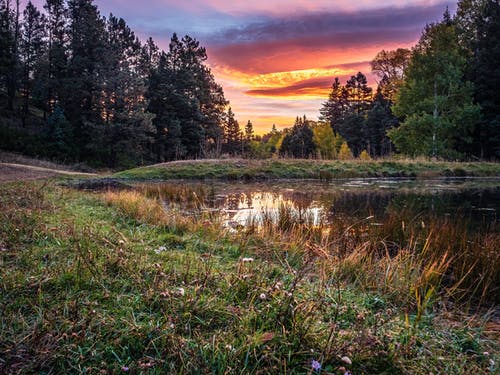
[153,178,499,232]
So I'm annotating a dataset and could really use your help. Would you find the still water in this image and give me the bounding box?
[150,178,499,232]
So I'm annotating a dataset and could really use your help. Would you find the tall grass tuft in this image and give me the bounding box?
[113,185,499,308]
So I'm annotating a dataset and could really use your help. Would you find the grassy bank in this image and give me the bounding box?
[114,159,500,181]
[1,181,498,374]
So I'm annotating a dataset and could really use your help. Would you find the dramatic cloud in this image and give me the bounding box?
[207,3,452,74]
[246,75,356,98]
[211,4,449,44]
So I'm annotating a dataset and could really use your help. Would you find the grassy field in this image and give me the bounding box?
[114,158,500,181]
[1,180,498,374]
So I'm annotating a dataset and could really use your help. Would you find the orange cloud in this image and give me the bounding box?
[209,58,379,134]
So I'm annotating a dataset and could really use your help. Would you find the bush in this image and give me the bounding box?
[338,142,353,160]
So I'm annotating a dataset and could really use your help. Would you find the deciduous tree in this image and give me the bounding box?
[390,14,480,159]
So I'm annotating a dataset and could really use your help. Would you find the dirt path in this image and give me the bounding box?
[0,162,97,183]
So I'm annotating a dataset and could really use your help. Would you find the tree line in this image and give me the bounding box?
[1,0,498,167]
[0,0,246,168]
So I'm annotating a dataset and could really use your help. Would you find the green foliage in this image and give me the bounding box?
[251,126,283,158]
[391,16,481,159]
[468,0,500,158]
[45,105,73,159]
[365,92,397,157]
[320,72,396,158]
[148,34,227,162]
[223,107,242,154]
[312,121,341,159]
[279,116,315,158]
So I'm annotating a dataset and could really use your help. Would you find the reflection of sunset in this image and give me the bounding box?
[222,192,323,228]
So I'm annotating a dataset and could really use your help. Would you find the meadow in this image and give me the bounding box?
[114,158,500,181]
[1,176,498,374]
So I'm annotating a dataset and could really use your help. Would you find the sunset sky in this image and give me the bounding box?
[33,0,456,133]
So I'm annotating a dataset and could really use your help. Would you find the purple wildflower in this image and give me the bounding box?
[344,371,352,375]
[311,359,321,371]
[121,366,129,372]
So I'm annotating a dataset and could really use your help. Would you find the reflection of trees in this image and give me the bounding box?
[281,191,314,210]
[225,193,243,211]
[207,184,216,208]
[323,188,499,231]
[325,191,393,218]
[244,193,253,209]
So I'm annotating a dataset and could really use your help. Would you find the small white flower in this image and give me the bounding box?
[169,323,175,329]
[241,257,254,263]
[176,287,185,296]
[259,293,266,300]
[341,356,352,365]
[154,246,167,254]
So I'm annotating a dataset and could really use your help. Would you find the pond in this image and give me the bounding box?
[141,178,499,233]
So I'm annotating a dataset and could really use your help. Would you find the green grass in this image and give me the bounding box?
[113,158,500,181]
[0,182,498,374]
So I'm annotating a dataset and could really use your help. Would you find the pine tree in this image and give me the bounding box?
[65,0,106,160]
[364,90,397,157]
[45,105,72,158]
[43,0,66,116]
[321,73,373,156]
[319,77,348,134]
[0,0,20,110]
[147,52,187,161]
[97,15,154,168]
[345,72,373,114]
[245,120,254,141]
[224,107,241,154]
[0,0,14,106]
[147,33,226,160]
[337,113,366,157]
[19,1,46,124]
[470,0,500,158]
[140,37,160,76]
[280,116,315,158]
